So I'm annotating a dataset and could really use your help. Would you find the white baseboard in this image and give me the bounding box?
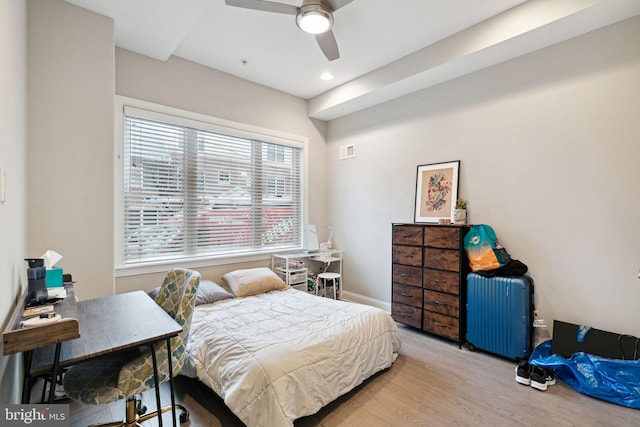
[341,290,391,313]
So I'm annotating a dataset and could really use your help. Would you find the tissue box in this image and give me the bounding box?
[46,267,63,287]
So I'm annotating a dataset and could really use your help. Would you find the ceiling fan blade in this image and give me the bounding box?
[225,0,298,15]
[315,30,340,61]
[325,0,354,12]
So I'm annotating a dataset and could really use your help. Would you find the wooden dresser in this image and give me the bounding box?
[391,223,470,345]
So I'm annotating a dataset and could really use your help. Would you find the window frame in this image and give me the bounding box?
[115,96,309,277]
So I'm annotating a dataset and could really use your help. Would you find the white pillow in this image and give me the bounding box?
[222,267,287,297]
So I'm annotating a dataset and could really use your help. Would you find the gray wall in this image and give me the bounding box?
[0,0,27,405]
[28,0,115,301]
[328,16,640,337]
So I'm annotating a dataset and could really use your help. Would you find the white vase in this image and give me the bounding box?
[453,209,467,224]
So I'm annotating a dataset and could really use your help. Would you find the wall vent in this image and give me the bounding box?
[339,144,355,160]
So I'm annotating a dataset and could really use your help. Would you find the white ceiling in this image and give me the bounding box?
[63,0,640,120]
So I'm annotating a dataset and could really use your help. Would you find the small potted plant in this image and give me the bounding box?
[454,198,467,224]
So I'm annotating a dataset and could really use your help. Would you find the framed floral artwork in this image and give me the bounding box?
[414,161,460,223]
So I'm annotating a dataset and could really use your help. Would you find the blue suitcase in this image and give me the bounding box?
[466,273,533,360]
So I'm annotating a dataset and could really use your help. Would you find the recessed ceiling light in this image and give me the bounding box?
[320,72,334,81]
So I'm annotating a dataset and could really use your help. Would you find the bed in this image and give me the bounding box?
[180,268,402,427]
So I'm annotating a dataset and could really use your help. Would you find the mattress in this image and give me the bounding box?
[182,288,401,427]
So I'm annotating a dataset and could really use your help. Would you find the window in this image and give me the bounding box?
[267,144,285,162]
[267,176,286,198]
[118,103,305,269]
[218,170,231,184]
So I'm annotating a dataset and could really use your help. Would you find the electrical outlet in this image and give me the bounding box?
[533,319,547,328]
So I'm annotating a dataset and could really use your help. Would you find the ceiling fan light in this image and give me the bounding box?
[296,4,333,34]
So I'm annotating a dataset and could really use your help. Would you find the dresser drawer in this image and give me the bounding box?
[393,245,422,267]
[392,303,421,329]
[424,290,459,317]
[423,311,459,341]
[392,264,422,287]
[423,269,459,294]
[392,225,423,246]
[423,248,460,271]
[392,223,468,344]
[392,283,422,307]
[424,226,460,249]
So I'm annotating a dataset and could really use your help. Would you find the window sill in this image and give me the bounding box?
[115,249,297,278]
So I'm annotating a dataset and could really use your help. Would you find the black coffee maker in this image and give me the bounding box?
[25,258,48,305]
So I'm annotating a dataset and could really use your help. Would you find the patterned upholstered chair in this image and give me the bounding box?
[63,269,200,426]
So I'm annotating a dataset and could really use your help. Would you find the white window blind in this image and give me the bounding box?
[122,108,303,265]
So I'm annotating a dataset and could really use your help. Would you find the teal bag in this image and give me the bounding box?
[463,224,511,272]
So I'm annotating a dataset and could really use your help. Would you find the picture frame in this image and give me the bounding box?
[414,160,460,223]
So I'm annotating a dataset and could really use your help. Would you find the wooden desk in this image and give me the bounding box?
[2,285,183,427]
[3,284,80,357]
[29,289,182,376]
[3,284,80,404]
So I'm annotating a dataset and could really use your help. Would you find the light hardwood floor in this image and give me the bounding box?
[68,324,640,426]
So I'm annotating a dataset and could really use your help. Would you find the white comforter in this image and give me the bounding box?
[182,288,401,427]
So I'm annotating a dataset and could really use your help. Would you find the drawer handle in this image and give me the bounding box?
[433,300,447,306]
[400,312,411,317]
[400,292,411,297]
[433,321,449,328]
[401,233,412,237]
[432,279,443,283]
[400,273,410,276]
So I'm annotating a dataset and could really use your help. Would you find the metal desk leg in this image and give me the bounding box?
[22,351,33,404]
[166,337,177,427]
[149,342,163,427]
[47,343,62,403]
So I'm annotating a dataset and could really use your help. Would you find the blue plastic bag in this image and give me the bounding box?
[529,340,640,409]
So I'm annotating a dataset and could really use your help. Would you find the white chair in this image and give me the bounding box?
[316,272,341,299]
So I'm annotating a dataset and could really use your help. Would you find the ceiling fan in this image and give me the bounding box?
[225,0,354,61]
